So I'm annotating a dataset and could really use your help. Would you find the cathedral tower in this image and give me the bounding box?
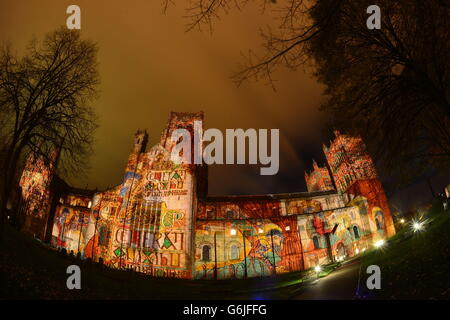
[323,130,395,238]
[305,159,335,192]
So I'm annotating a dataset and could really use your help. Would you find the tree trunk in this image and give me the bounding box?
[0,152,12,226]
[0,145,22,226]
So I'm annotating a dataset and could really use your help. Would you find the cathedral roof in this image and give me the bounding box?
[203,190,337,203]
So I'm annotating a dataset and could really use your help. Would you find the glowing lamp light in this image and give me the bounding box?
[230,229,237,236]
[412,221,423,232]
[314,265,321,273]
[285,226,291,231]
[374,239,385,248]
[400,218,405,224]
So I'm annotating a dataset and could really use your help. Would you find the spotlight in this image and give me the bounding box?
[412,221,423,232]
[374,239,385,248]
[314,265,321,273]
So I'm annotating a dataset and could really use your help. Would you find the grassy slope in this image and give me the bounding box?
[360,201,450,299]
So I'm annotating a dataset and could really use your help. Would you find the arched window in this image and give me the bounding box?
[375,211,384,230]
[226,210,236,219]
[376,218,382,230]
[353,225,360,239]
[313,236,320,249]
[206,210,215,219]
[230,245,239,260]
[202,245,211,262]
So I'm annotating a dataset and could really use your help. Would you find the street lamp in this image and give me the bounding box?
[412,220,424,232]
[314,265,322,280]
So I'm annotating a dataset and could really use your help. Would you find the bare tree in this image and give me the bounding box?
[162,0,336,86]
[164,0,450,184]
[0,27,99,223]
[307,0,449,185]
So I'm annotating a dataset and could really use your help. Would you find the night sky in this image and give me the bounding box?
[1,0,448,211]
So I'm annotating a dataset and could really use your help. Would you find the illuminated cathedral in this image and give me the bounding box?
[18,112,395,279]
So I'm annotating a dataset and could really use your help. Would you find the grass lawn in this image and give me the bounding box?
[0,224,336,299]
[360,201,450,299]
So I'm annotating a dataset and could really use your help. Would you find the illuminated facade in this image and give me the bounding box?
[323,130,396,238]
[305,160,334,192]
[18,112,395,279]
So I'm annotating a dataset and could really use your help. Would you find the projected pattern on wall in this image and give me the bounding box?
[20,112,395,279]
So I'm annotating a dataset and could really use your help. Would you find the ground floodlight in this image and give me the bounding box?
[374,239,385,248]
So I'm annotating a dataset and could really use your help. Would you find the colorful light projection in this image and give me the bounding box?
[297,205,370,269]
[194,218,303,280]
[19,153,54,219]
[320,130,396,238]
[194,200,303,280]
[36,112,395,280]
[65,114,202,278]
[101,161,194,278]
[305,160,335,192]
[51,204,91,253]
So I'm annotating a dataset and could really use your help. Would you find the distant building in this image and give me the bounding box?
[18,112,395,279]
[18,150,95,242]
[323,130,396,237]
[305,160,334,192]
